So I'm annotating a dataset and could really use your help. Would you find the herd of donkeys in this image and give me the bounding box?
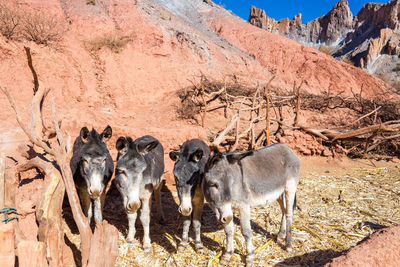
[70,125,300,266]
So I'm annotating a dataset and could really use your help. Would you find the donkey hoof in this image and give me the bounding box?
[143,243,152,253]
[276,232,286,243]
[177,242,187,252]
[245,253,254,267]
[194,242,204,253]
[219,252,232,266]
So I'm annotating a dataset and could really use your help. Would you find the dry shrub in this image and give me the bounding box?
[85,33,135,53]
[341,57,354,65]
[0,2,21,39]
[87,0,96,5]
[21,10,66,45]
[319,45,333,55]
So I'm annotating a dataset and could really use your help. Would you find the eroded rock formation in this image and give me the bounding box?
[249,0,400,80]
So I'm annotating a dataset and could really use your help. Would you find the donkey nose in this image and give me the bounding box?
[127,201,141,213]
[220,215,233,224]
[178,205,192,216]
[88,189,100,199]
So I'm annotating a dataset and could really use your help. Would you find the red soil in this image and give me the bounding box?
[0,0,397,265]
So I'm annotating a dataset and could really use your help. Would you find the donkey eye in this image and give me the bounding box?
[116,168,125,175]
[208,182,218,189]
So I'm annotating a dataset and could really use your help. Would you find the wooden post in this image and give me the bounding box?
[264,85,271,146]
[0,153,4,211]
[263,76,275,146]
[294,81,303,127]
[0,223,15,267]
[17,241,47,267]
[250,87,260,150]
[231,101,243,151]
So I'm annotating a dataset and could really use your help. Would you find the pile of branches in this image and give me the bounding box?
[176,75,400,160]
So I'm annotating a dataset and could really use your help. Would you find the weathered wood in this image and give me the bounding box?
[0,154,4,210]
[262,76,274,146]
[264,84,270,146]
[87,221,119,267]
[294,81,303,127]
[19,158,65,267]
[51,96,92,266]
[213,114,239,146]
[17,240,48,267]
[0,223,15,267]
[328,124,398,141]
[231,101,243,151]
[4,173,26,246]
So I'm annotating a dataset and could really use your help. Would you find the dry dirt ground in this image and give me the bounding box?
[54,157,400,267]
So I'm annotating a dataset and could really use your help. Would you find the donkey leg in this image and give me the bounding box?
[178,216,191,252]
[192,195,204,252]
[154,182,165,224]
[140,196,152,252]
[127,212,137,241]
[277,194,287,243]
[220,220,234,266]
[240,204,254,267]
[284,180,297,252]
[93,196,103,223]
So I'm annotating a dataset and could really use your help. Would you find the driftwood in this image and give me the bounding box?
[17,240,48,267]
[87,221,119,267]
[327,124,398,141]
[0,154,4,211]
[18,158,65,267]
[213,114,239,146]
[0,223,14,267]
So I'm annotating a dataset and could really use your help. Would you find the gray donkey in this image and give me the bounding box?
[114,135,164,252]
[202,143,300,266]
[70,126,114,224]
[169,139,210,251]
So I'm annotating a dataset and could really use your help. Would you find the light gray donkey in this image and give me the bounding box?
[202,143,300,266]
[114,135,165,252]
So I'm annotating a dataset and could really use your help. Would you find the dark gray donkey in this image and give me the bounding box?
[169,139,210,252]
[70,126,114,224]
[114,135,164,252]
[202,143,300,266]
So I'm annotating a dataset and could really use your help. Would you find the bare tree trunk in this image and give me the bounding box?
[87,221,119,267]
[18,241,48,267]
[0,223,15,267]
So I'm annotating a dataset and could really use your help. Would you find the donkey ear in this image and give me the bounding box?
[80,127,89,143]
[101,125,112,142]
[206,152,223,169]
[116,137,128,156]
[189,149,203,163]
[209,145,220,155]
[137,141,159,155]
[169,151,180,161]
[226,151,254,164]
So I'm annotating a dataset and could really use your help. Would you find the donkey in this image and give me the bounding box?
[169,139,210,251]
[202,143,300,266]
[70,126,114,224]
[114,135,165,252]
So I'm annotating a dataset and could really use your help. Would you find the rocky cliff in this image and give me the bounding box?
[249,0,400,81]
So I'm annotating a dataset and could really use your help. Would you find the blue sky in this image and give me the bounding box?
[219,0,388,23]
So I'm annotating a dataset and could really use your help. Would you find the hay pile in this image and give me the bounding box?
[64,165,400,266]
